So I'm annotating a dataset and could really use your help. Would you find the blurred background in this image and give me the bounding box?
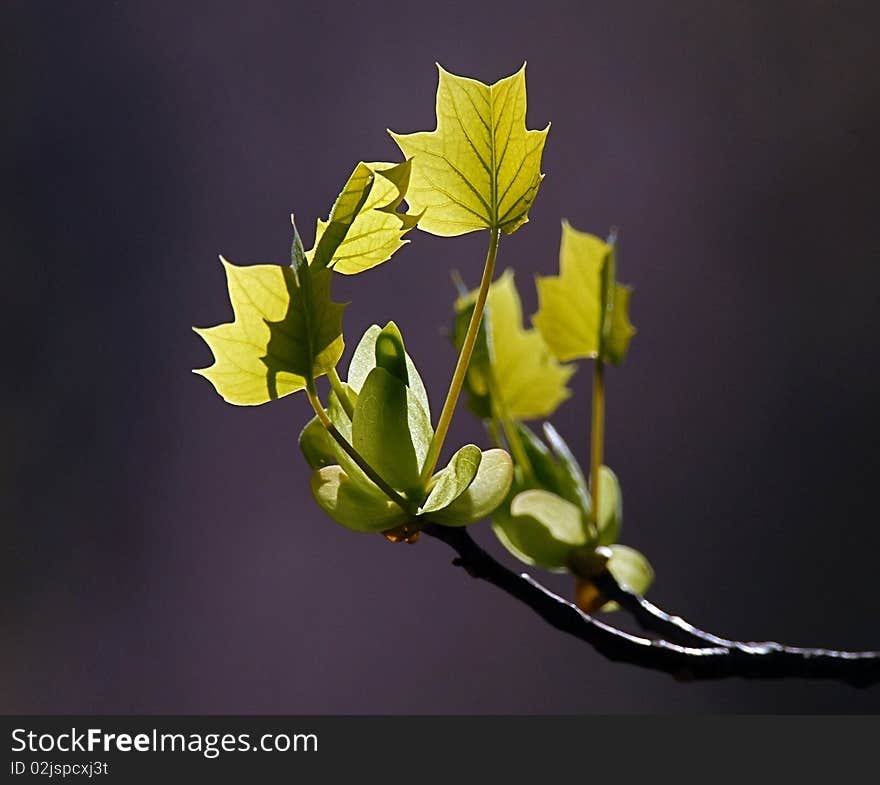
[2,1,879,713]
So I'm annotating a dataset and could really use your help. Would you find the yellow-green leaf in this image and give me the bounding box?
[604,284,636,366]
[310,160,420,274]
[348,324,431,419]
[455,269,574,421]
[606,545,654,596]
[533,221,636,365]
[424,449,513,526]
[420,444,482,515]
[595,465,623,546]
[310,465,409,533]
[193,252,345,406]
[389,64,549,237]
[493,489,587,570]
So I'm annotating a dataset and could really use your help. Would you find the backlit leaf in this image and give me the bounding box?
[424,449,513,526]
[352,367,433,498]
[193,241,345,405]
[310,160,420,274]
[348,324,431,420]
[595,465,623,546]
[420,444,482,515]
[493,489,587,570]
[533,221,636,365]
[606,544,654,596]
[310,465,408,533]
[455,269,574,421]
[390,64,549,237]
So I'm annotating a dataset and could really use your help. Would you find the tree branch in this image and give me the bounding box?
[422,524,880,687]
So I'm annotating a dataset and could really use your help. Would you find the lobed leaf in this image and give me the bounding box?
[533,221,636,366]
[193,251,345,406]
[455,269,574,421]
[310,160,420,274]
[390,64,549,237]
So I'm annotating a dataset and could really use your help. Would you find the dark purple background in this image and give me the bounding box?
[3,1,879,713]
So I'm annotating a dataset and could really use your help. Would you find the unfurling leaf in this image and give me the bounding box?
[347,324,431,418]
[533,221,636,366]
[353,365,433,498]
[193,247,345,406]
[309,160,420,274]
[299,323,510,530]
[454,269,574,421]
[390,64,549,237]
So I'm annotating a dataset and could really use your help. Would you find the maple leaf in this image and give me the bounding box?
[309,160,420,274]
[454,268,574,421]
[193,225,346,406]
[532,221,636,365]
[389,64,549,237]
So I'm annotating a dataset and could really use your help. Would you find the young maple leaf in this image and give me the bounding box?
[389,64,549,237]
[194,161,420,406]
[308,160,421,274]
[192,243,346,406]
[454,269,575,421]
[532,221,636,365]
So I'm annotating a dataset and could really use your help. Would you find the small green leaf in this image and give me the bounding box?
[595,465,623,546]
[420,444,482,515]
[374,322,409,385]
[390,64,549,237]
[493,489,587,570]
[606,544,654,596]
[424,449,513,526]
[310,465,408,533]
[455,269,574,421]
[533,221,635,366]
[352,367,433,496]
[310,160,420,274]
[348,324,430,420]
[193,249,346,406]
[541,422,592,520]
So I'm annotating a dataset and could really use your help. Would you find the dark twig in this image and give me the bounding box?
[592,570,734,648]
[422,524,880,687]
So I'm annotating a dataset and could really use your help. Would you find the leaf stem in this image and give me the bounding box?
[305,382,410,511]
[327,367,355,419]
[419,228,501,485]
[590,358,605,526]
[495,408,535,484]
